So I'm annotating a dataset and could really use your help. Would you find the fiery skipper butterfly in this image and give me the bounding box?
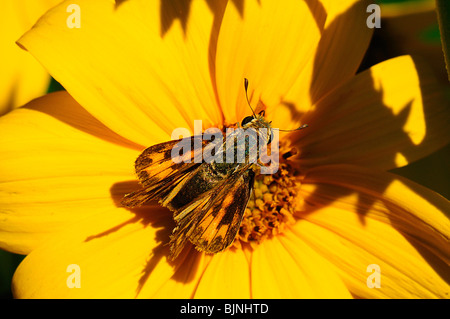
[122,79,307,260]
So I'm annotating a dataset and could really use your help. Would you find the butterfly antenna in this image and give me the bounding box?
[274,124,309,132]
[244,78,257,117]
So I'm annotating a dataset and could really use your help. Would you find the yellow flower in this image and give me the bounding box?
[375,0,450,202]
[0,0,449,298]
[0,0,60,115]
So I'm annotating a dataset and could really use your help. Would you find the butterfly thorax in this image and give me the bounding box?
[242,114,273,144]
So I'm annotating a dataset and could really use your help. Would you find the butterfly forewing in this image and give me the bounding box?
[121,135,207,207]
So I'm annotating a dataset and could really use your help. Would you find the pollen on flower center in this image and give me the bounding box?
[234,154,302,249]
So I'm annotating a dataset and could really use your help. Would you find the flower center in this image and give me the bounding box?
[234,146,302,249]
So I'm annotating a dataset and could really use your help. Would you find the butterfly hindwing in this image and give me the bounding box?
[168,167,255,259]
[190,169,255,253]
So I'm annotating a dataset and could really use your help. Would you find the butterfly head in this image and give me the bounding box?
[240,110,274,144]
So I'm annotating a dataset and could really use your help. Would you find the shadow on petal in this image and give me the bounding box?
[287,6,449,220]
[297,164,450,291]
[115,0,128,9]
[0,85,17,116]
[107,180,205,296]
[23,91,143,151]
[157,0,326,38]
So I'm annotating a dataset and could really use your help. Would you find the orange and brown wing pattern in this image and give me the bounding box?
[168,168,255,259]
[135,135,207,187]
[121,135,207,207]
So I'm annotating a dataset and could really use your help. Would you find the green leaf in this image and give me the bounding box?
[419,23,442,44]
[436,0,450,81]
[0,250,24,298]
[47,77,65,94]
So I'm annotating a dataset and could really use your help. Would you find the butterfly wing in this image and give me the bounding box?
[121,135,207,207]
[122,130,256,260]
[168,167,255,259]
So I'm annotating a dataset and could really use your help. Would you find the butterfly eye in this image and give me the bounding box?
[241,116,254,126]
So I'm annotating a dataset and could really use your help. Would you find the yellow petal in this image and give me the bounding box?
[18,0,222,146]
[12,205,175,298]
[296,164,450,298]
[0,91,140,254]
[380,1,448,82]
[251,235,352,298]
[194,248,251,298]
[292,55,450,170]
[141,248,211,299]
[281,0,373,122]
[0,0,59,115]
[215,0,325,124]
[392,144,450,200]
